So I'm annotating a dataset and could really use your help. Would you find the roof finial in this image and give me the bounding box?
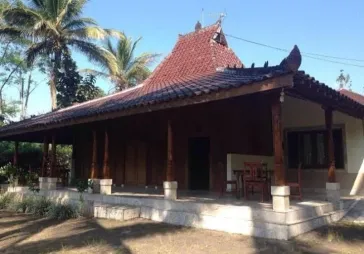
[195,21,202,31]
[216,12,226,25]
[280,45,302,72]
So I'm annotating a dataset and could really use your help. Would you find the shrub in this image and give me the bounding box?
[14,196,34,213]
[0,193,13,209]
[47,203,79,220]
[76,179,89,193]
[28,197,52,216]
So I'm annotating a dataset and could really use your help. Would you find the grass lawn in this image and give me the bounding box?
[1,211,364,254]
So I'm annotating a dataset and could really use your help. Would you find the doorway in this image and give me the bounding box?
[188,137,210,190]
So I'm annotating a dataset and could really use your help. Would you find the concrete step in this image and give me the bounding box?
[94,202,140,221]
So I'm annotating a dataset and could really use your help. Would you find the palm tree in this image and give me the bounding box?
[85,36,158,91]
[0,0,121,110]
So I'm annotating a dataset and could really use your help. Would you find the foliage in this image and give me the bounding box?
[0,192,12,209]
[47,202,79,220]
[84,36,159,91]
[26,171,39,193]
[76,74,104,102]
[0,162,18,185]
[0,0,122,109]
[76,179,89,193]
[0,193,80,220]
[56,52,82,108]
[28,196,52,216]
[336,70,351,90]
[56,54,104,109]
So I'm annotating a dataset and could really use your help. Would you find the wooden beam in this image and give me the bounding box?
[325,108,336,182]
[166,120,175,181]
[13,141,18,167]
[102,129,110,179]
[50,135,56,178]
[0,75,294,138]
[41,136,49,177]
[90,130,98,179]
[271,94,286,186]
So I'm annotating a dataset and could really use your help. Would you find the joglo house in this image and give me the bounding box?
[1,23,364,240]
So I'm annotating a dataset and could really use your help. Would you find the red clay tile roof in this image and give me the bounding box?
[339,89,364,105]
[141,24,243,93]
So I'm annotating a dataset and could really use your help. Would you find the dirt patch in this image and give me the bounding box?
[1,211,364,254]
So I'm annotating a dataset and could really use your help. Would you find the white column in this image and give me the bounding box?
[326,182,343,210]
[163,181,178,200]
[271,186,290,212]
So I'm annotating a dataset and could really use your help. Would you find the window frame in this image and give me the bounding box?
[284,125,346,170]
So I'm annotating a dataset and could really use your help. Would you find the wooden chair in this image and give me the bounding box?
[243,162,269,202]
[219,162,238,198]
[287,163,302,200]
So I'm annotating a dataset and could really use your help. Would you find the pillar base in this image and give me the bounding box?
[39,177,57,190]
[100,179,113,195]
[326,182,343,210]
[271,186,290,212]
[163,181,178,200]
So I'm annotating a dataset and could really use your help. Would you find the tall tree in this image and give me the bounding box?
[56,53,104,108]
[336,69,351,89]
[0,0,121,110]
[85,36,158,91]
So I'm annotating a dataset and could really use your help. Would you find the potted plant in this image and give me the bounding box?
[88,179,94,194]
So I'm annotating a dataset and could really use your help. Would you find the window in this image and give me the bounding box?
[287,128,344,169]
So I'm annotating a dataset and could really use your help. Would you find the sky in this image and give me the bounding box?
[6,0,364,116]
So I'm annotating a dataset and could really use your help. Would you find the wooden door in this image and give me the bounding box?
[125,141,147,185]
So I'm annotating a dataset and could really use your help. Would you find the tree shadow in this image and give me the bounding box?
[1,213,185,254]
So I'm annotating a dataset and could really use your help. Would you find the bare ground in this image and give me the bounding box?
[0,211,364,254]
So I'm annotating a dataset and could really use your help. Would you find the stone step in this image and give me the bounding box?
[94,202,140,221]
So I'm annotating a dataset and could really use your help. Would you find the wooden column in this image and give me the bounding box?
[271,95,286,186]
[325,107,336,182]
[41,136,49,177]
[50,135,56,177]
[102,129,110,179]
[13,141,19,166]
[90,130,98,179]
[166,120,175,181]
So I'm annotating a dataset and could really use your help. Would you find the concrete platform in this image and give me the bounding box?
[94,202,140,221]
[6,187,358,240]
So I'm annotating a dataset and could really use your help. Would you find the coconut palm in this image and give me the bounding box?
[85,36,158,91]
[0,0,121,110]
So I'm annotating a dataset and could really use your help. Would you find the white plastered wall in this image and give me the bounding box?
[283,96,364,195]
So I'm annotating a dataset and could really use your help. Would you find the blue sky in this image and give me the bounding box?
[8,0,364,116]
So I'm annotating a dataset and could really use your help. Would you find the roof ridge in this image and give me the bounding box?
[178,23,219,38]
[56,83,144,113]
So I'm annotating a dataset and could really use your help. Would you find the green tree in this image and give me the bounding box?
[56,52,82,108]
[85,36,158,91]
[76,74,104,102]
[0,0,121,110]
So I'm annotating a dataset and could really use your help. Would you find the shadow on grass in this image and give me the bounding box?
[0,212,185,254]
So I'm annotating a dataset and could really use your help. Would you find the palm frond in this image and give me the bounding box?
[62,17,97,30]
[79,68,110,78]
[69,39,118,74]
[56,0,73,26]
[28,0,46,10]
[25,40,53,66]
[0,26,22,40]
[104,29,125,39]
[3,7,43,27]
[67,26,109,40]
